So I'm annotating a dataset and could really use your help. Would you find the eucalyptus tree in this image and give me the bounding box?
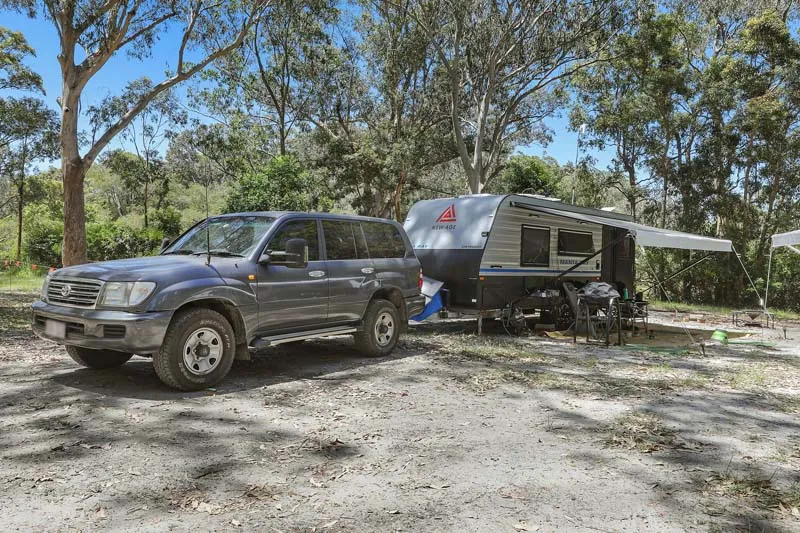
[410,0,629,193]
[90,79,187,227]
[188,0,336,160]
[0,25,41,91]
[1,99,59,260]
[298,1,455,218]
[0,26,59,260]
[1,0,272,265]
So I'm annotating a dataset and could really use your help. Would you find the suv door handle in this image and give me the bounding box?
[308,270,326,278]
[361,267,375,274]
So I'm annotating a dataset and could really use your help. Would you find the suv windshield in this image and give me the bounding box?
[164,216,276,257]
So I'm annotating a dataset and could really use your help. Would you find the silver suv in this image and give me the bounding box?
[32,212,425,390]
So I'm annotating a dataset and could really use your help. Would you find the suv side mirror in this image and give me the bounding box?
[262,238,308,268]
[159,237,172,252]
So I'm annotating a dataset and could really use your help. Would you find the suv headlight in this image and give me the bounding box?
[100,282,156,307]
[41,274,51,300]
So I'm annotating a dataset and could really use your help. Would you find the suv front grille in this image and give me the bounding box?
[47,278,103,308]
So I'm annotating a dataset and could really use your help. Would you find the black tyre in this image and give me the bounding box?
[66,346,133,369]
[354,299,401,357]
[153,308,235,391]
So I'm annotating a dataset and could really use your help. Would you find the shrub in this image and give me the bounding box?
[86,221,164,261]
[22,213,63,267]
[22,216,165,266]
[154,206,183,237]
[226,155,313,213]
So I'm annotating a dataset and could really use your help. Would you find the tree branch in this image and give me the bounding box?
[83,5,265,166]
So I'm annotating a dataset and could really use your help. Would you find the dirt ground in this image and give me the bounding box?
[1,291,799,532]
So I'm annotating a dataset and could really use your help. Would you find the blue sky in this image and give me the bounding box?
[6,10,614,170]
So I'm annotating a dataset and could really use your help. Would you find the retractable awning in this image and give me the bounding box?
[532,206,733,252]
[772,229,800,252]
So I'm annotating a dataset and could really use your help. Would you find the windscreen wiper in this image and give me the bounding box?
[163,249,195,255]
[192,250,244,258]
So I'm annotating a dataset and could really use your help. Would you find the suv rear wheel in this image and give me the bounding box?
[355,298,400,357]
[154,308,235,391]
[66,346,133,369]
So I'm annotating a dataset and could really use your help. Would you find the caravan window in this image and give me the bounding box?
[521,226,550,267]
[558,230,594,256]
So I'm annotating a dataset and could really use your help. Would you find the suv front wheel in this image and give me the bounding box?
[154,308,236,391]
[355,298,400,357]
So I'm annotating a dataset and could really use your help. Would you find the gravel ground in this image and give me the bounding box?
[1,290,799,532]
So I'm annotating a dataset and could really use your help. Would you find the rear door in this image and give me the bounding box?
[255,218,329,333]
[322,219,378,323]
[362,221,417,292]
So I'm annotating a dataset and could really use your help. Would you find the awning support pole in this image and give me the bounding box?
[640,252,716,295]
[765,247,774,310]
[550,233,631,287]
[638,245,697,347]
[731,245,763,306]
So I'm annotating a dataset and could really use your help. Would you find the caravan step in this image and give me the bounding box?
[250,326,358,350]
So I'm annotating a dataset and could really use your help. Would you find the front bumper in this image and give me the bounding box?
[31,300,172,354]
[405,294,426,320]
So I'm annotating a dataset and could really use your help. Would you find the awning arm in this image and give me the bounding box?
[765,247,774,310]
[640,251,717,295]
[638,245,697,347]
[732,245,763,306]
[789,245,800,255]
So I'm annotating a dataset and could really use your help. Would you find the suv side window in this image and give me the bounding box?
[266,219,319,261]
[323,221,351,260]
[363,222,407,259]
[322,220,370,260]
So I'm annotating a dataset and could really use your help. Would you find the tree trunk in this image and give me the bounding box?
[143,180,149,228]
[62,160,88,266]
[16,182,24,261]
[625,162,637,222]
[15,136,27,261]
[467,167,483,194]
[742,134,754,206]
[60,59,89,267]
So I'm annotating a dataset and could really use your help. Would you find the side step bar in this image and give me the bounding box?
[250,326,357,350]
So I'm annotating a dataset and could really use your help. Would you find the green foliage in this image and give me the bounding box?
[0,25,43,92]
[22,204,62,267]
[488,155,563,197]
[154,207,182,237]
[86,221,163,262]
[21,203,166,266]
[225,155,319,213]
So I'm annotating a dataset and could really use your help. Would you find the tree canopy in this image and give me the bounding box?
[3,0,800,309]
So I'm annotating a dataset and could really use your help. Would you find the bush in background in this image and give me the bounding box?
[86,221,164,261]
[153,206,182,238]
[22,217,165,267]
[225,155,314,213]
[23,210,63,267]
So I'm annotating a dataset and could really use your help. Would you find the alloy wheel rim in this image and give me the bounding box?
[183,327,223,376]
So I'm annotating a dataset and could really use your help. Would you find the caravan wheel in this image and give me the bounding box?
[556,302,575,330]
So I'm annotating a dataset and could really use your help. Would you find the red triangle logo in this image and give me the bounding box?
[436,204,457,223]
